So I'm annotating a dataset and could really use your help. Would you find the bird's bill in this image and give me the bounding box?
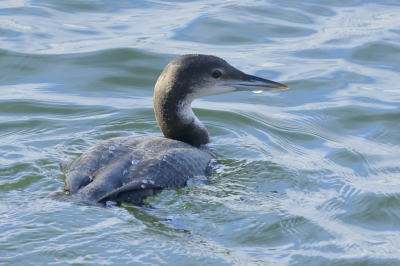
[233,74,289,92]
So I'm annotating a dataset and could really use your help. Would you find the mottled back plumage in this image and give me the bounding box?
[53,137,213,206]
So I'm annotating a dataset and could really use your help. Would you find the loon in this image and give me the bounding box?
[52,54,289,207]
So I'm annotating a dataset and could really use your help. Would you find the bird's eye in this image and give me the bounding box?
[212,69,222,79]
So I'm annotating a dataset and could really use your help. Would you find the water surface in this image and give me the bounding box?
[1,0,400,265]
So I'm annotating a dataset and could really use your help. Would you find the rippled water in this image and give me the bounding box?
[1,0,400,265]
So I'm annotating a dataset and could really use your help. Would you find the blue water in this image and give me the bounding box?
[1,0,400,265]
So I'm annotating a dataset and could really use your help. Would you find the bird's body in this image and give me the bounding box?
[56,137,212,206]
[52,54,288,206]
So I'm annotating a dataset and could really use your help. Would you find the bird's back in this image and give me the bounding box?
[52,137,213,206]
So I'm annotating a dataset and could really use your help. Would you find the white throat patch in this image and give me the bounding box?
[178,84,236,126]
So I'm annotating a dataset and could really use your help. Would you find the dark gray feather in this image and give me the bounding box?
[54,137,213,206]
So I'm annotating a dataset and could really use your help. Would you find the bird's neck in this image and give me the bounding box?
[154,85,210,147]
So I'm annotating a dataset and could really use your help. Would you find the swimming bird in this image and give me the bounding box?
[52,54,289,207]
